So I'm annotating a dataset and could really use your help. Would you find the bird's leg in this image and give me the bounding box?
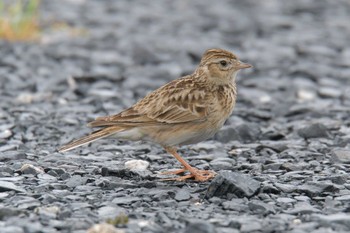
[162,146,216,182]
[161,168,187,175]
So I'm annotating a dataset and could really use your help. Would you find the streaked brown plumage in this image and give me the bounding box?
[58,48,252,181]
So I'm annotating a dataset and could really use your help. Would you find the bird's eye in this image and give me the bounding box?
[220,60,227,66]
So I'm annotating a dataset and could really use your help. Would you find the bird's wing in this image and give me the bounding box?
[88,77,210,127]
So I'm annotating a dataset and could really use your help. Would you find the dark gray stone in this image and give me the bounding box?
[215,126,240,143]
[0,166,14,175]
[184,220,217,233]
[297,182,337,197]
[298,123,330,139]
[0,207,22,220]
[248,200,275,214]
[236,123,261,142]
[205,171,260,199]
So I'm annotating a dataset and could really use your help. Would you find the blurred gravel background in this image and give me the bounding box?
[1,0,350,232]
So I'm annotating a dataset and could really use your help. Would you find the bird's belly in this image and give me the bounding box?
[112,128,145,141]
[139,121,223,147]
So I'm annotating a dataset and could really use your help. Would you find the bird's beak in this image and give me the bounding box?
[236,62,252,70]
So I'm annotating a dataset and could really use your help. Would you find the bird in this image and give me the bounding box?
[58,48,252,182]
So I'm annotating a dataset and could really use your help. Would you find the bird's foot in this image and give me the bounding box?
[161,168,216,182]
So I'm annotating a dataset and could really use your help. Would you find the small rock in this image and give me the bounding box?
[65,175,87,188]
[298,123,330,139]
[215,126,240,143]
[60,172,71,180]
[318,87,341,98]
[240,220,262,233]
[87,223,124,233]
[297,182,336,197]
[0,193,9,199]
[132,44,161,65]
[209,158,235,170]
[236,123,261,142]
[40,194,57,204]
[222,199,249,211]
[20,164,44,175]
[276,197,296,203]
[0,129,12,139]
[1,226,24,233]
[0,151,26,162]
[294,196,311,202]
[112,197,141,205]
[0,166,14,175]
[98,206,126,220]
[286,202,320,214]
[35,206,60,219]
[274,183,297,193]
[335,195,350,201]
[0,207,22,219]
[184,220,217,233]
[205,171,260,199]
[297,89,316,101]
[0,181,26,193]
[332,149,350,163]
[248,200,275,214]
[174,188,191,201]
[124,160,150,171]
[37,173,57,182]
[328,175,347,185]
[315,213,350,230]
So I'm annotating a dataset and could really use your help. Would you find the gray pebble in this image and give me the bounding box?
[174,188,191,201]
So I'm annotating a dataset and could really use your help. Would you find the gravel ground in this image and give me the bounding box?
[1,0,350,232]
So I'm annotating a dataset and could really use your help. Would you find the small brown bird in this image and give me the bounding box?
[58,48,252,181]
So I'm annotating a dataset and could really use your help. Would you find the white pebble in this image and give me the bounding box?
[297,89,316,101]
[124,160,150,171]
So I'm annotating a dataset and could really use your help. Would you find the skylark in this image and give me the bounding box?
[58,48,252,182]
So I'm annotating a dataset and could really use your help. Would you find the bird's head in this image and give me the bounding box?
[198,48,252,84]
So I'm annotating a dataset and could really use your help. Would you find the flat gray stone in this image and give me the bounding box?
[0,181,26,193]
[174,188,191,201]
[205,171,260,199]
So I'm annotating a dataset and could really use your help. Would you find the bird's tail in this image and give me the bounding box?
[58,126,124,152]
